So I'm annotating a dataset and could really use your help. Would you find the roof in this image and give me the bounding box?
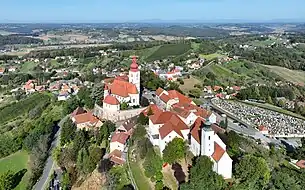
[213,86,223,91]
[121,117,137,132]
[149,111,175,124]
[212,142,225,162]
[168,90,193,104]
[0,68,5,73]
[116,75,129,81]
[160,93,170,103]
[73,112,100,125]
[258,125,268,131]
[190,117,205,143]
[109,149,125,165]
[156,113,189,139]
[172,107,191,119]
[156,87,164,96]
[172,102,211,119]
[103,95,120,105]
[108,79,138,97]
[111,132,129,144]
[296,160,305,168]
[142,104,162,116]
[71,107,86,117]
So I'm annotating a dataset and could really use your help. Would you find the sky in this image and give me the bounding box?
[1,0,305,23]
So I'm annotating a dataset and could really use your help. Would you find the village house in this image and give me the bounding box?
[155,88,195,110]
[71,110,103,130]
[0,67,5,75]
[110,132,129,153]
[148,111,190,153]
[190,117,232,179]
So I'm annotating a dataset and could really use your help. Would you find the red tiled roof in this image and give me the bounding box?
[213,86,223,91]
[103,95,120,105]
[108,79,138,97]
[211,123,226,134]
[109,149,125,165]
[172,102,211,119]
[109,149,122,158]
[156,87,164,96]
[116,75,129,81]
[142,104,163,116]
[258,125,268,131]
[160,93,170,103]
[212,142,225,162]
[172,107,191,119]
[190,117,206,143]
[157,113,189,139]
[73,112,99,125]
[168,90,193,104]
[111,132,129,144]
[149,111,175,124]
[0,68,5,73]
[296,160,305,168]
[71,107,86,117]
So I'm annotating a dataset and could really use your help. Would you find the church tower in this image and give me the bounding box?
[129,56,140,93]
[201,119,215,157]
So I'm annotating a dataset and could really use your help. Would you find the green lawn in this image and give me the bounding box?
[129,161,152,190]
[20,61,39,73]
[0,151,29,190]
[199,53,223,60]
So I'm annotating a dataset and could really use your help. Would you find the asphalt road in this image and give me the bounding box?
[34,115,68,190]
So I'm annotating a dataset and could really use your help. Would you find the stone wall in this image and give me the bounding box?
[94,104,147,122]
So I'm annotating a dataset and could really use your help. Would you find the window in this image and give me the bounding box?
[133,99,135,103]
[208,136,210,140]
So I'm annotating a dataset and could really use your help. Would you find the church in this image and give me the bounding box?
[103,56,141,112]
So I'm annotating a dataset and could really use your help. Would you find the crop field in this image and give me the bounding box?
[264,65,305,84]
[199,53,223,60]
[146,43,191,61]
[0,151,29,190]
[20,61,39,73]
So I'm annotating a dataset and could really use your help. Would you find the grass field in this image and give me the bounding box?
[199,53,223,60]
[264,65,305,84]
[129,161,152,190]
[146,43,191,61]
[179,76,201,93]
[20,61,39,73]
[0,151,29,190]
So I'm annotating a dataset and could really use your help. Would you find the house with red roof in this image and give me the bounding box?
[110,132,129,153]
[141,103,163,117]
[109,149,125,165]
[0,67,6,75]
[190,117,232,179]
[103,94,120,112]
[148,111,190,153]
[155,88,195,110]
[103,57,140,108]
[23,80,37,94]
[258,125,269,135]
[71,111,103,130]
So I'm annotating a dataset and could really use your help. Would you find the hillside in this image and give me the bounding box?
[264,65,305,84]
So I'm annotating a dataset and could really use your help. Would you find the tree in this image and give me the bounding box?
[270,170,301,190]
[78,87,94,109]
[0,170,14,190]
[180,156,225,190]
[163,138,186,164]
[137,113,149,125]
[188,88,201,98]
[120,102,129,110]
[63,96,81,115]
[60,119,76,146]
[235,155,270,189]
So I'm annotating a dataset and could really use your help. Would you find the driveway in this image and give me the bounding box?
[33,115,68,190]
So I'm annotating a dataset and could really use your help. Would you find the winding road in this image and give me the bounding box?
[33,115,68,190]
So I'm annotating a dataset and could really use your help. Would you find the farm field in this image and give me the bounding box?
[20,61,39,73]
[0,151,29,190]
[180,76,201,93]
[264,65,305,84]
[146,43,191,61]
[199,53,223,60]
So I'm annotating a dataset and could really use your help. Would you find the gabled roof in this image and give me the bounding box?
[121,117,137,132]
[168,90,193,104]
[156,87,164,96]
[71,107,86,117]
[109,149,125,165]
[103,95,120,105]
[172,102,211,119]
[149,111,175,124]
[190,117,206,143]
[212,142,225,162]
[156,112,189,139]
[73,112,100,125]
[108,79,138,97]
[111,132,129,144]
[160,93,170,103]
[142,104,162,116]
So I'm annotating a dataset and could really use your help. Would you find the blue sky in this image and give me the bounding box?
[1,0,305,22]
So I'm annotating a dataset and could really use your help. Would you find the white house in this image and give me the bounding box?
[110,132,129,153]
[103,95,120,112]
[148,111,190,154]
[190,117,232,179]
[71,111,103,130]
